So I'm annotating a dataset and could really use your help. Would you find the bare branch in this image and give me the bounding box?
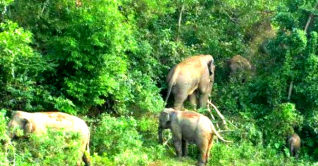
[176,4,184,41]
[163,137,176,155]
[227,120,239,130]
[216,130,236,133]
[208,100,228,129]
[207,101,219,129]
[288,81,293,100]
[304,2,318,33]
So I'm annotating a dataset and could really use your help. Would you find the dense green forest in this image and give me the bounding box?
[1,0,318,165]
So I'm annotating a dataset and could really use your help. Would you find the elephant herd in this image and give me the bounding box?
[161,54,300,165]
[6,54,300,166]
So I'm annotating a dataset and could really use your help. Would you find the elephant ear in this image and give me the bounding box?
[162,108,174,122]
[23,118,33,135]
[207,56,215,76]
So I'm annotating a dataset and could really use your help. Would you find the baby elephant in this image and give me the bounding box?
[8,111,90,166]
[158,108,231,166]
[288,133,301,158]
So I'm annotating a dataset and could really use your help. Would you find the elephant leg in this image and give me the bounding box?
[206,135,214,164]
[174,139,183,158]
[173,92,188,111]
[197,140,209,166]
[189,93,197,110]
[182,139,188,157]
[173,132,183,158]
[199,92,209,108]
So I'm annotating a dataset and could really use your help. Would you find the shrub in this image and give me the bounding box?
[0,109,11,165]
[8,129,84,165]
[91,114,152,165]
[262,103,303,150]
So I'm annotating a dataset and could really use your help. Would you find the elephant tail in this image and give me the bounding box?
[210,121,232,143]
[165,66,179,105]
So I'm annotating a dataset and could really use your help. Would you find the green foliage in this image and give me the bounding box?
[91,113,166,165]
[0,21,54,111]
[5,0,165,115]
[263,103,303,148]
[209,142,310,166]
[91,114,142,157]
[299,53,318,106]
[121,71,165,115]
[0,109,11,165]
[10,130,83,165]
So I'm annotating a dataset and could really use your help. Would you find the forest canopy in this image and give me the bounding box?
[1,0,318,165]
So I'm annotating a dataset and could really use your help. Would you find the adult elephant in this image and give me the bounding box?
[8,111,91,166]
[165,54,215,110]
[227,55,253,83]
[158,108,231,166]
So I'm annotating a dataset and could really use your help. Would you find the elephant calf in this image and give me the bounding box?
[8,111,90,166]
[158,108,231,166]
[288,133,301,158]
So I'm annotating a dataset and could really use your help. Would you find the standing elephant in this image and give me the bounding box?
[165,54,215,110]
[287,133,301,158]
[8,111,91,166]
[227,55,253,83]
[158,108,231,166]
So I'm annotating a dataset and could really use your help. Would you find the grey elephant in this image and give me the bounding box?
[227,55,253,83]
[8,111,91,166]
[158,108,231,166]
[165,54,215,110]
[287,133,301,158]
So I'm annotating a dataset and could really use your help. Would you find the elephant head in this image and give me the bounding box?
[165,55,216,110]
[8,111,32,139]
[227,55,253,83]
[158,108,174,144]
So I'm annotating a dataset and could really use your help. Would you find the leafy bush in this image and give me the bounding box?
[209,142,308,166]
[91,113,165,165]
[262,103,303,149]
[0,109,11,165]
[0,21,54,111]
[10,130,84,165]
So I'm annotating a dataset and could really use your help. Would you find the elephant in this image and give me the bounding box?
[158,108,231,166]
[8,111,91,166]
[227,55,253,83]
[165,54,215,110]
[287,133,301,158]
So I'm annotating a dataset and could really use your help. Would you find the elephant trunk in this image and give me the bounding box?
[6,127,14,140]
[158,127,164,144]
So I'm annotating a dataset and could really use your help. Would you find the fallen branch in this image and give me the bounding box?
[216,130,236,133]
[208,100,228,130]
[227,120,239,130]
[207,102,219,129]
[163,135,176,155]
